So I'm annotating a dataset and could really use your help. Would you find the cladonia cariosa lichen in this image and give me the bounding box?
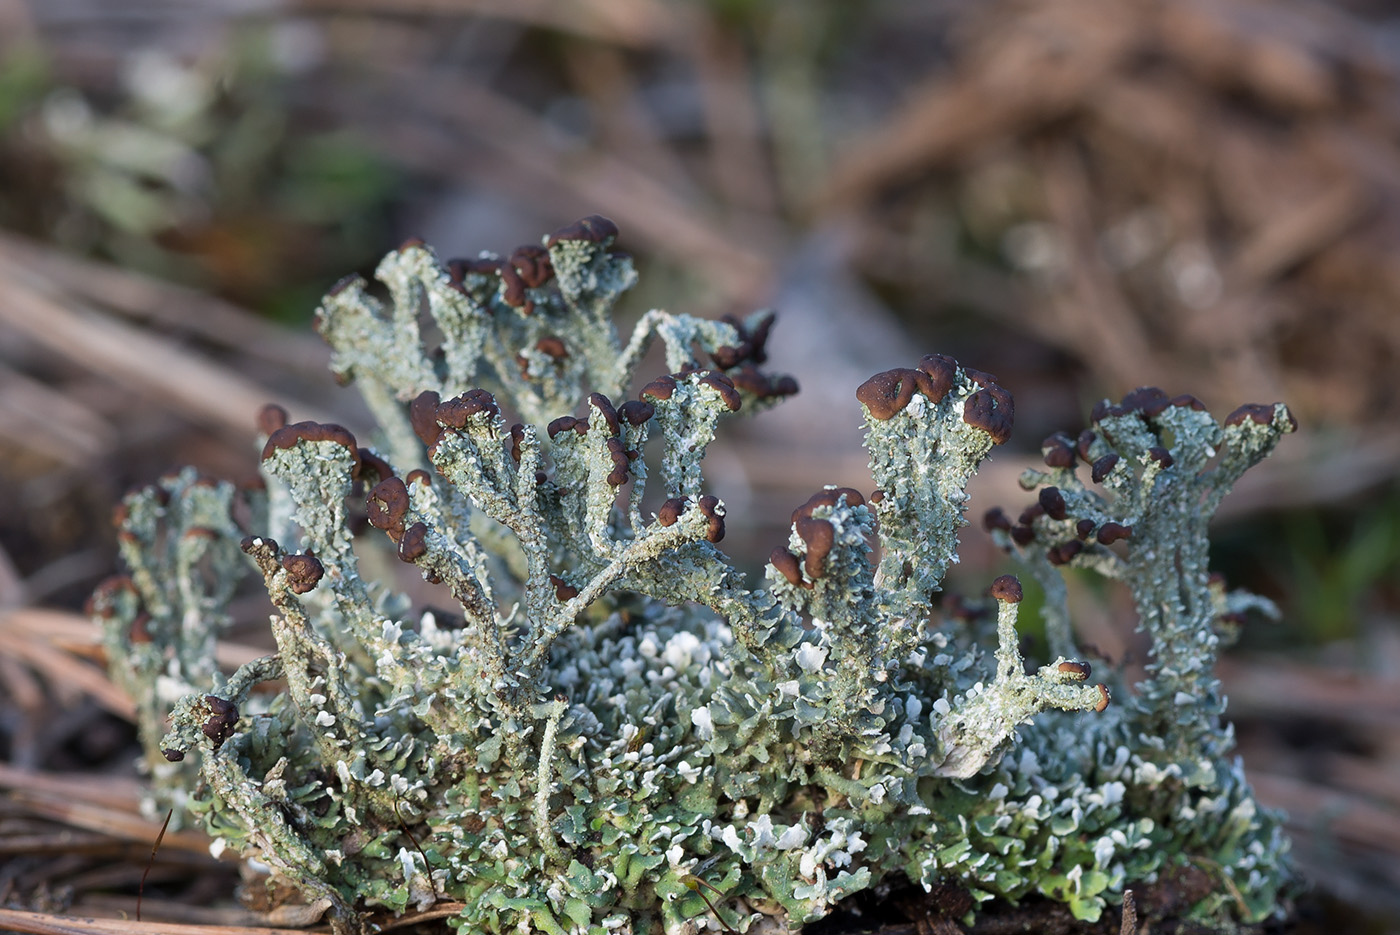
[92,216,1294,934]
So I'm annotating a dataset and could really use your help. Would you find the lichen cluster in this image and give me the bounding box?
[93,216,1294,934]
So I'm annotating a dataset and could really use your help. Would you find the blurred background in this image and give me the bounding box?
[1,0,1399,930]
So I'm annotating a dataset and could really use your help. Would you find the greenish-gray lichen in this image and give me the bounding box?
[93,218,1294,934]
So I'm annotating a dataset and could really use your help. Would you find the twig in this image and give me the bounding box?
[559,42,703,203]
[0,230,328,372]
[820,0,1141,209]
[336,75,775,303]
[0,538,25,608]
[1187,855,1250,919]
[0,364,115,465]
[686,13,779,220]
[371,901,470,931]
[0,762,145,812]
[1217,656,1400,729]
[0,257,333,437]
[0,621,135,720]
[3,606,269,671]
[0,833,137,858]
[137,809,173,921]
[6,789,211,855]
[0,907,317,935]
[1038,141,1166,393]
[72,896,302,929]
[293,0,667,48]
[1249,770,1400,855]
[681,873,737,934]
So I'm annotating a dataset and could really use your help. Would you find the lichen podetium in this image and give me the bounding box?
[93,217,1295,934]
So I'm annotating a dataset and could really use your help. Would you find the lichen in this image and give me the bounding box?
[94,217,1294,934]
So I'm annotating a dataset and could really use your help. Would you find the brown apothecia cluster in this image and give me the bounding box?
[367,477,430,563]
[656,494,725,543]
[989,574,1023,604]
[541,392,640,488]
[706,311,798,403]
[280,553,325,594]
[1226,401,1296,430]
[641,369,742,411]
[440,214,620,315]
[399,523,429,562]
[988,384,1293,576]
[85,573,137,618]
[348,350,757,566]
[770,487,866,589]
[433,389,501,432]
[200,694,239,748]
[262,419,364,479]
[549,574,579,601]
[855,353,1014,444]
[855,353,956,421]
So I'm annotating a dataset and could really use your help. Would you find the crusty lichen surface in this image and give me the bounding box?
[94,217,1293,934]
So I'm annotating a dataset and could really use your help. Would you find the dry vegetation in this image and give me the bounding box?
[1,0,1399,931]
